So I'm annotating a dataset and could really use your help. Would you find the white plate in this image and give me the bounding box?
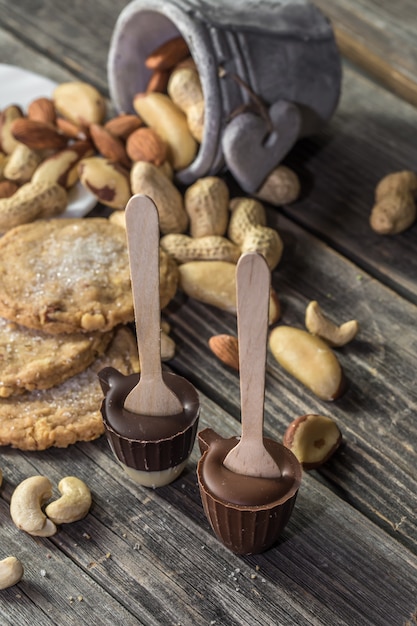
[0,63,97,218]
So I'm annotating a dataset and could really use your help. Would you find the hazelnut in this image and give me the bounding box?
[283,414,342,469]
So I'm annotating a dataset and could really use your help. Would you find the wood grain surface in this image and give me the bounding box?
[312,0,417,107]
[0,1,416,625]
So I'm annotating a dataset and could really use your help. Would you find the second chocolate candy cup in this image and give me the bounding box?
[197,428,302,555]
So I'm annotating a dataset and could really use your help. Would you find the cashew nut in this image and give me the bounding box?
[0,557,24,590]
[10,476,57,537]
[305,300,359,347]
[45,476,91,525]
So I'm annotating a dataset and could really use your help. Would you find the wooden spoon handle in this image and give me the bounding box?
[237,252,270,444]
[125,194,162,382]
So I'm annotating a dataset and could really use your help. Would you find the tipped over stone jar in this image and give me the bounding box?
[108,0,341,193]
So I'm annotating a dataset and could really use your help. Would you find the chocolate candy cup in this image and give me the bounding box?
[99,367,200,487]
[197,428,302,554]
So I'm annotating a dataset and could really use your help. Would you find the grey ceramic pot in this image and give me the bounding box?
[108,0,341,193]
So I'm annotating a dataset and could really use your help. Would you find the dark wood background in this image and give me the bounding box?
[0,1,416,625]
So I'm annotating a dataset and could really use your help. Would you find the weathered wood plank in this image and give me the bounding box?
[165,213,417,554]
[312,0,417,107]
[1,402,417,626]
[4,0,417,108]
[0,4,416,303]
[0,5,416,625]
[284,64,417,305]
[0,489,143,625]
[0,0,129,92]
[1,7,416,307]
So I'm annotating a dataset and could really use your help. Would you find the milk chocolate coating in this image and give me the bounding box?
[197,428,302,554]
[99,367,199,472]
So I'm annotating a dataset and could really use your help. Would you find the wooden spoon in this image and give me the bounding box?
[123,194,183,416]
[223,252,281,478]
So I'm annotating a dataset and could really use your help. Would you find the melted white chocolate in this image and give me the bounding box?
[120,460,188,488]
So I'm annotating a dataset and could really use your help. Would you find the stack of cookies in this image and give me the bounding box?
[0,216,178,451]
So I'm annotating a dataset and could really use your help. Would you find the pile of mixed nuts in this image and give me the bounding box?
[0,36,370,483]
[0,36,301,337]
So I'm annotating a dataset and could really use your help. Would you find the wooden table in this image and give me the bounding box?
[0,1,416,624]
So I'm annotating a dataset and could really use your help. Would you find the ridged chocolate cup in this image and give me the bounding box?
[99,367,200,475]
[197,428,302,555]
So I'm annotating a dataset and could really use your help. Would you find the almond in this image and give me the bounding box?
[69,139,95,158]
[145,35,190,70]
[89,123,131,168]
[208,334,239,371]
[11,119,67,150]
[0,180,18,199]
[126,127,167,165]
[27,97,56,124]
[146,69,170,94]
[104,114,142,140]
[56,117,88,140]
